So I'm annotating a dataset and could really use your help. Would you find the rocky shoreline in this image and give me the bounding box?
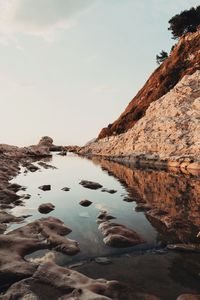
[0,138,200,299]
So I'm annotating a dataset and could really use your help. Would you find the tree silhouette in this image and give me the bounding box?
[156,50,168,65]
[168,5,200,39]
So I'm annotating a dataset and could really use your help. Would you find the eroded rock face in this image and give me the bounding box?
[98,30,200,138]
[80,71,200,164]
[79,180,103,190]
[1,261,138,300]
[0,217,80,287]
[99,221,144,248]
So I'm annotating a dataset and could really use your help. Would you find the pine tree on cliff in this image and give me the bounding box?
[156,50,168,65]
[168,5,200,39]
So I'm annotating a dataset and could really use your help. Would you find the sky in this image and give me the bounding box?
[0,0,199,146]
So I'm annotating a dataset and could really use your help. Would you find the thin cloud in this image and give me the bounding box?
[0,0,94,45]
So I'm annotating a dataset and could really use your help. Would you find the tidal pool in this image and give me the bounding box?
[10,153,200,266]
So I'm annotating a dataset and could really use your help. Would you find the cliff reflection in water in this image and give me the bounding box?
[91,158,200,245]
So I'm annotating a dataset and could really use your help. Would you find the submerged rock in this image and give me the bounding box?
[79,180,103,190]
[101,188,117,194]
[61,187,70,191]
[79,199,92,207]
[38,203,55,214]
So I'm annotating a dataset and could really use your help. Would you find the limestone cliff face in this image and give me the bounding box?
[98,30,200,139]
[80,70,200,162]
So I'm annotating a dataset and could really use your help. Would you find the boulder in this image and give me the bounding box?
[38,136,53,147]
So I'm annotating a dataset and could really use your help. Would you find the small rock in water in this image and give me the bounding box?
[101,188,117,194]
[38,203,55,214]
[22,194,31,200]
[79,180,102,190]
[95,257,112,265]
[58,151,67,156]
[97,211,116,223]
[38,184,51,191]
[61,187,70,192]
[123,197,134,202]
[79,200,92,207]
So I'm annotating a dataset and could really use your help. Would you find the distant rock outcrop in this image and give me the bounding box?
[98,30,200,139]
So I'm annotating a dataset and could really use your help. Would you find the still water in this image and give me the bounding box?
[10,153,200,265]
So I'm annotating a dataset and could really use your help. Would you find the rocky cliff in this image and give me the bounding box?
[98,30,200,139]
[80,70,200,170]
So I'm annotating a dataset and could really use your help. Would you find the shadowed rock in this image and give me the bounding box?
[38,203,55,214]
[1,261,139,300]
[79,180,103,190]
[0,217,80,287]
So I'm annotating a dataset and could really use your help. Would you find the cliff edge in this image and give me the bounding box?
[98,30,200,139]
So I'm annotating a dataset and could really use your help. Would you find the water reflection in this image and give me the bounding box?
[10,154,200,265]
[91,157,200,244]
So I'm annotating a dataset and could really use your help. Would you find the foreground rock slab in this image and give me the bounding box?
[0,217,80,287]
[79,180,103,190]
[1,261,148,300]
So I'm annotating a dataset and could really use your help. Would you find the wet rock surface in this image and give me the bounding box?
[38,203,55,214]
[99,221,144,248]
[1,261,139,300]
[0,217,80,288]
[79,180,103,190]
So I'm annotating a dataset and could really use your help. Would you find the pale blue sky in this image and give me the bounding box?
[0,0,199,146]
